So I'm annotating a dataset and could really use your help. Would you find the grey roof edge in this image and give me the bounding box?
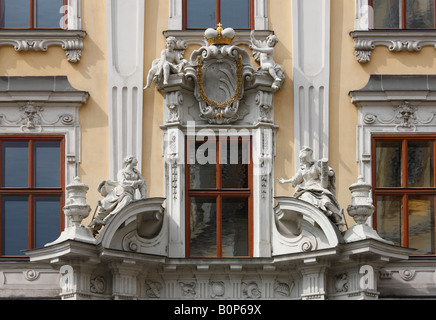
[349,75,436,96]
[0,76,89,94]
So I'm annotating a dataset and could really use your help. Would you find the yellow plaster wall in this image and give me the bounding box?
[0,1,108,222]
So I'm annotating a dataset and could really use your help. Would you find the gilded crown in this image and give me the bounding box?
[204,23,235,46]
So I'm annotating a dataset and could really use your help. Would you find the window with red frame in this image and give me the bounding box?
[0,0,68,29]
[370,0,436,29]
[0,136,64,257]
[372,135,436,255]
[183,0,254,30]
[185,136,253,257]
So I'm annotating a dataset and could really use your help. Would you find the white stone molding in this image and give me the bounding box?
[0,76,89,186]
[291,0,331,169]
[350,30,436,63]
[349,74,436,184]
[0,29,86,63]
[107,0,145,179]
[168,0,268,30]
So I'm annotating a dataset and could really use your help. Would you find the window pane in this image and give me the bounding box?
[222,198,249,256]
[186,0,216,29]
[408,140,434,187]
[376,195,402,246]
[376,141,402,187]
[189,140,216,189]
[408,196,435,254]
[0,0,30,28]
[34,196,60,248]
[372,0,400,29]
[406,0,435,28]
[34,141,61,188]
[190,197,216,256]
[221,0,250,29]
[221,139,249,188]
[36,0,63,28]
[2,141,29,188]
[2,197,28,256]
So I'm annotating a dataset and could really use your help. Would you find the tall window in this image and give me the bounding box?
[186,135,253,257]
[0,0,67,29]
[0,136,64,257]
[370,0,436,29]
[183,0,254,30]
[372,135,436,255]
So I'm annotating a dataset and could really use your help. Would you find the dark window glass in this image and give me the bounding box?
[221,138,249,188]
[376,195,402,246]
[373,0,400,28]
[0,0,30,28]
[221,0,250,29]
[406,0,435,28]
[36,0,63,28]
[189,139,216,189]
[190,197,217,257]
[376,141,402,187]
[222,198,248,256]
[408,195,435,254]
[2,141,29,188]
[408,140,434,187]
[1,197,28,256]
[34,141,61,188]
[34,196,60,248]
[186,0,216,29]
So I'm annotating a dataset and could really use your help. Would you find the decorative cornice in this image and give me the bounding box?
[350,30,436,63]
[0,29,87,63]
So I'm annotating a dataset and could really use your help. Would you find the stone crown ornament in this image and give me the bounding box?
[204,23,235,46]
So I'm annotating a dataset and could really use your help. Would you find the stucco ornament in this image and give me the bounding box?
[88,155,147,236]
[279,147,345,231]
[250,30,285,91]
[144,36,188,89]
[184,24,255,124]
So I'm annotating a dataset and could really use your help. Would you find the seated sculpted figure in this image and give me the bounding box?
[144,36,188,89]
[88,155,146,236]
[279,147,344,231]
[250,30,285,91]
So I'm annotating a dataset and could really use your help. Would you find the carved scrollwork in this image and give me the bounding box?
[23,269,40,282]
[90,276,106,294]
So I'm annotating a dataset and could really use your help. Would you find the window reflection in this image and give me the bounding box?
[376,196,402,246]
[1,197,28,256]
[406,0,435,28]
[186,0,216,29]
[2,141,29,188]
[408,196,435,254]
[408,140,434,187]
[34,196,60,248]
[34,141,61,188]
[36,0,63,28]
[376,141,402,187]
[190,197,217,256]
[0,0,29,28]
[373,0,400,29]
[221,0,250,29]
[222,198,248,256]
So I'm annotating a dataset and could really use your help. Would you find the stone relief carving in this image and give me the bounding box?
[335,273,348,293]
[279,146,345,231]
[250,30,285,91]
[274,281,293,297]
[179,281,196,297]
[0,102,74,132]
[23,270,40,282]
[144,36,188,89]
[90,276,106,294]
[88,155,146,236]
[145,280,163,298]
[242,281,261,299]
[209,281,225,299]
[184,25,255,124]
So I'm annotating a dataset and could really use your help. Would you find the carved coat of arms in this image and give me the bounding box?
[185,25,254,124]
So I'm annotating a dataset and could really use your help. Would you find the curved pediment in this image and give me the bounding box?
[272,196,343,255]
[96,197,167,255]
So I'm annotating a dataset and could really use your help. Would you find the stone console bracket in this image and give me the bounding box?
[0,29,87,63]
[350,30,436,63]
